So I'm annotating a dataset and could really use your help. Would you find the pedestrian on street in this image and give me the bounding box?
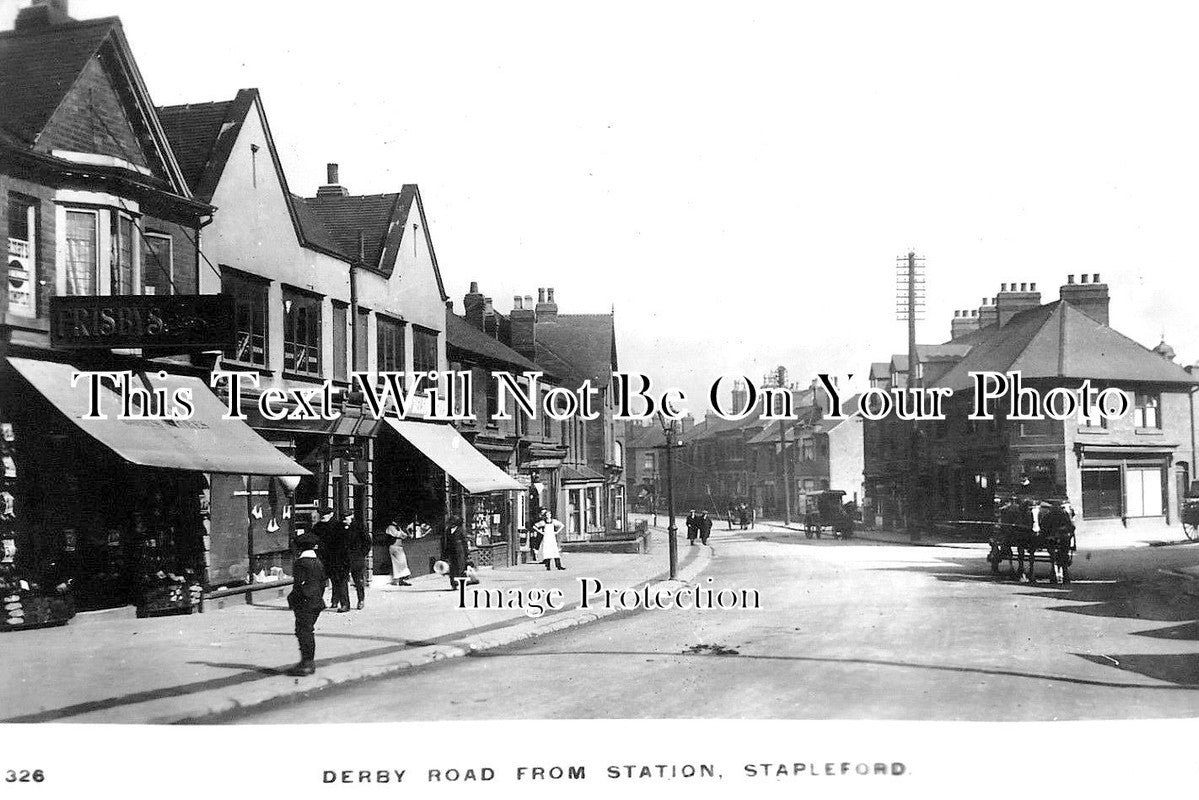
[699,510,712,544]
[739,502,751,531]
[383,516,411,586]
[685,509,700,546]
[343,511,371,610]
[441,514,476,590]
[726,501,736,531]
[286,532,326,677]
[317,509,351,612]
[533,509,565,570]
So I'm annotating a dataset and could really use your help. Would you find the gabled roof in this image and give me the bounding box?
[445,313,543,374]
[890,344,972,373]
[0,16,117,143]
[157,89,349,261]
[534,314,617,390]
[1,14,192,197]
[301,186,449,301]
[928,301,1199,392]
[869,361,891,381]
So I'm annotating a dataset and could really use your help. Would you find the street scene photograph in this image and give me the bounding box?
[3,0,1199,756]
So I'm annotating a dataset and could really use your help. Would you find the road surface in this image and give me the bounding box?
[221,525,1199,722]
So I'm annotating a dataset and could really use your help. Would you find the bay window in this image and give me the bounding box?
[64,209,98,296]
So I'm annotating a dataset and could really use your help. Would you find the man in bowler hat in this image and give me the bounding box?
[343,511,372,610]
[286,532,326,676]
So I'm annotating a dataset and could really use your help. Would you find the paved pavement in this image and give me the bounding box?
[0,527,707,723]
[223,521,1199,722]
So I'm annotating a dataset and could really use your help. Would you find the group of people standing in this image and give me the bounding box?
[685,510,713,545]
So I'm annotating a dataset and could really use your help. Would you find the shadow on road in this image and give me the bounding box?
[869,550,1199,687]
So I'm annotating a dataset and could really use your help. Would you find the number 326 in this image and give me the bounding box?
[5,769,45,782]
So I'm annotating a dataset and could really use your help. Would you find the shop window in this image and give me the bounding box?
[64,208,98,296]
[567,489,582,534]
[222,268,268,368]
[413,326,439,374]
[112,214,135,295]
[586,487,599,530]
[1125,466,1164,517]
[332,302,348,382]
[283,288,322,377]
[1134,393,1161,429]
[7,194,37,317]
[141,232,173,295]
[377,315,405,373]
[1081,468,1121,519]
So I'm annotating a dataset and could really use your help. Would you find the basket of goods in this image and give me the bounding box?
[135,569,203,618]
[0,568,75,632]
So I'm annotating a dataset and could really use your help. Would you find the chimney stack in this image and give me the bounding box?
[996,281,1041,326]
[1059,273,1110,325]
[951,308,981,340]
[482,298,498,338]
[978,297,999,329]
[731,379,749,413]
[316,162,349,197]
[464,281,486,330]
[510,294,537,361]
[535,285,558,321]
[15,0,71,29]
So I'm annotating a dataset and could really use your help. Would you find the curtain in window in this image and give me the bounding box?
[65,211,97,296]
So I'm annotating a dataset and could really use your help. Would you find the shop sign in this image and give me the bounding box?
[50,295,235,351]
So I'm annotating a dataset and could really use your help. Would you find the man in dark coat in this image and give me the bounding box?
[286,532,326,676]
[699,510,713,544]
[343,511,372,610]
[441,514,476,591]
[313,507,350,612]
[685,510,700,546]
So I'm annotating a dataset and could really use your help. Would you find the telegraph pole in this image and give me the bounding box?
[662,420,678,579]
[896,251,925,542]
[778,420,792,525]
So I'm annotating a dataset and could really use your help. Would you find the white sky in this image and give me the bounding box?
[6,0,1199,417]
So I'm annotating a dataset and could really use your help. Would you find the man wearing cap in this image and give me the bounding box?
[313,507,350,612]
[286,532,326,676]
[440,514,477,590]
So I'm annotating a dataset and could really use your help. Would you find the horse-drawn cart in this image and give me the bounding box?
[803,490,855,540]
[986,495,1076,583]
[1182,496,1199,541]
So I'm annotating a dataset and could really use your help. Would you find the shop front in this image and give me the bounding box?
[375,419,523,576]
[0,356,308,618]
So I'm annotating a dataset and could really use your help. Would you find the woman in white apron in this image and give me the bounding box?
[384,517,410,586]
[533,509,565,570]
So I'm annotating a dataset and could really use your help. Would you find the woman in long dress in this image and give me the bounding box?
[533,509,565,571]
[384,516,410,586]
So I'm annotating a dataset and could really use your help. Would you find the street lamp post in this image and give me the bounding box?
[659,415,679,580]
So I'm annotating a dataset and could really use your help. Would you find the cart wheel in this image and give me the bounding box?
[1184,518,1199,542]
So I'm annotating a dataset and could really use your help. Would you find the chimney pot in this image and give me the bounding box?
[538,288,546,303]
[1080,274,1088,284]
[469,280,479,293]
[524,295,533,309]
[1093,273,1100,283]
[1019,282,1027,291]
[1030,282,1036,291]
[1067,274,1075,284]
[547,287,555,303]
[513,295,523,310]
[326,163,339,184]
[1001,283,1007,292]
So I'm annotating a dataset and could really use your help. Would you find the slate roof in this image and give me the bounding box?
[890,344,972,373]
[0,16,118,143]
[445,313,543,374]
[869,361,891,381]
[301,191,404,269]
[534,314,617,390]
[927,301,1199,392]
[561,464,605,482]
[156,91,257,203]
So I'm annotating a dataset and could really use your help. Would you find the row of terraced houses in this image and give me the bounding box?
[0,0,626,613]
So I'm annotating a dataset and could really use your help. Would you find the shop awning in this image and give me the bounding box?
[8,357,309,476]
[382,418,523,494]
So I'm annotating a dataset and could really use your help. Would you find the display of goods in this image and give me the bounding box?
[137,582,203,617]
[1,588,75,631]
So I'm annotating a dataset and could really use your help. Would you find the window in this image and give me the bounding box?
[585,487,599,530]
[222,268,268,367]
[613,440,623,467]
[376,316,405,372]
[1125,467,1164,517]
[567,489,582,534]
[799,437,814,461]
[7,195,37,317]
[332,302,348,382]
[354,308,370,371]
[112,214,135,295]
[1081,468,1121,519]
[1134,393,1161,429]
[283,288,322,377]
[413,326,438,374]
[485,374,498,424]
[141,232,173,296]
[643,453,655,472]
[1019,418,1055,437]
[1079,401,1107,429]
[64,209,98,296]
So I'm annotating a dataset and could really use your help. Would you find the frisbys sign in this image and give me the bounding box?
[49,295,235,351]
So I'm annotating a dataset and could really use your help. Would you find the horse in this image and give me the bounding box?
[988,502,1075,584]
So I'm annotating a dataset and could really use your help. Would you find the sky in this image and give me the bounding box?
[6,0,1199,418]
